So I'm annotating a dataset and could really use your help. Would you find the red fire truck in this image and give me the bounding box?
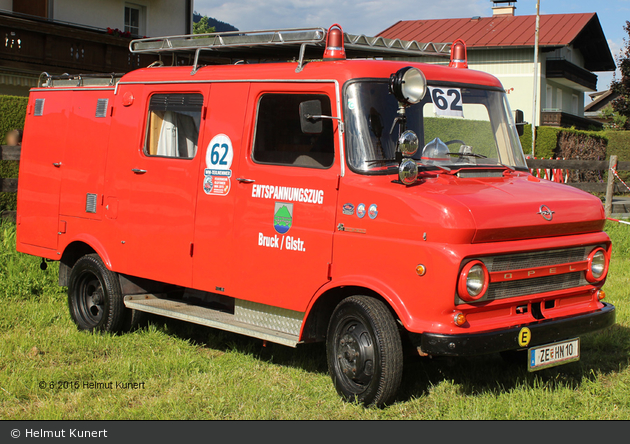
[16,25,614,407]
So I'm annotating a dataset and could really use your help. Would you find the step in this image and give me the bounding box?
[124,295,300,347]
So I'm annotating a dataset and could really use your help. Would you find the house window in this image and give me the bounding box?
[572,94,579,115]
[124,4,144,36]
[557,88,563,111]
[252,94,334,168]
[546,85,553,110]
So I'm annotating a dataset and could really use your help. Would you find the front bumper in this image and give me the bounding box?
[418,302,615,356]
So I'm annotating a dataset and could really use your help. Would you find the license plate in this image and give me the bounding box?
[528,338,580,372]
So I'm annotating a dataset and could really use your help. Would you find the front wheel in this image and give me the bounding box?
[68,254,127,332]
[326,296,403,407]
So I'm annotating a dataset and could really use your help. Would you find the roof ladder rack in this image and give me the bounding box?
[129,27,451,75]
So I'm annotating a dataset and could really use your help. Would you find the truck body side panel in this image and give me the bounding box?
[59,90,113,221]
[16,92,68,252]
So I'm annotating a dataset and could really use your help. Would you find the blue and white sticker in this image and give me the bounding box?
[356,203,366,219]
[204,134,233,196]
[368,204,378,219]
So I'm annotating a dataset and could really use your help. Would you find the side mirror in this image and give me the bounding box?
[514,109,526,137]
[299,100,323,134]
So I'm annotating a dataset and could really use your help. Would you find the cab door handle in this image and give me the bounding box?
[132,168,147,174]
[52,162,61,168]
[237,178,255,183]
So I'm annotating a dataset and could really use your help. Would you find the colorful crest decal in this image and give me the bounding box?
[368,204,378,219]
[342,203,355,216]
[274,202,293,234]
[356,203,366,219]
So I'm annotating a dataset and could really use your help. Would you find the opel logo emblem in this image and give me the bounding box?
[538,205,554,221]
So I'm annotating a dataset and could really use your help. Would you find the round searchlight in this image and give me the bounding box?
[389,66,427,106]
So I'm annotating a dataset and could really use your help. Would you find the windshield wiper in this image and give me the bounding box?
[446,152,488,159]
[365,159,452,173]
[419,162,452,173]
[365,158,398,166]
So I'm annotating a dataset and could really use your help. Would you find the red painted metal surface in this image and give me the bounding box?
[15,56,610,343]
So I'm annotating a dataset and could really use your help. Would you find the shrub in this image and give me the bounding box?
[424,117,496,157]
[534,126,563,158]
[604,130,630,184]
[605,131,630,161]
[0,95,27,142]
[0,95,28,213]
[519,124,533,156]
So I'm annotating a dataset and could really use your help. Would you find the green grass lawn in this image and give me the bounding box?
[1,219,629,419]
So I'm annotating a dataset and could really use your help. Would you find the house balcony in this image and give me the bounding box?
[540,110,603,130]
[546,58,597,92]
[0,11,159,81]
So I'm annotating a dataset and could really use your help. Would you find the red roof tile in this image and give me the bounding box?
[378,13,616,71]
[378,13,594,48]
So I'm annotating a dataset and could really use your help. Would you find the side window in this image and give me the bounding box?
[253,94,334,168]
[145,93,203,159]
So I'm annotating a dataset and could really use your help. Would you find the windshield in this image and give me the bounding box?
[344,81,528,174]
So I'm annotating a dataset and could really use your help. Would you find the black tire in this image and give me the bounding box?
[326,296,403,407]
[68,254,127,333]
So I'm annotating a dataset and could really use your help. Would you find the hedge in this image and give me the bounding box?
[518,125,608,160]
[424,117,496,158]
[604,131,630,161]
[0,95,28,212]
[604,130,630,184]
[0,95,28,142]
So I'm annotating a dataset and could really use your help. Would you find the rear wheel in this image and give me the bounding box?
[68,254,127,332]
[326,296,403,407]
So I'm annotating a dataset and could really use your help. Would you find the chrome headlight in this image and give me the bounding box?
[458,260,489,302]
[586,248,608,283]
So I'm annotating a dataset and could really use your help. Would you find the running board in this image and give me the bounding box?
[124,294,301,347]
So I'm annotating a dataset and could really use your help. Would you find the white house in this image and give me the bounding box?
[378,1,615,130]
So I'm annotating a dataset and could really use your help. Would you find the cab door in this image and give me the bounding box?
[191,82,250,294]
[108,85,208,287]
[232,84,341,312]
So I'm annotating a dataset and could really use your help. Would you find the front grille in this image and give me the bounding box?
[482,247,588,272]
[458,246,598,304]
[486,272,586,300]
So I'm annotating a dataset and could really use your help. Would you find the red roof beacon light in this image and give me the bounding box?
[323,24,346,61]
[449,39,468,69]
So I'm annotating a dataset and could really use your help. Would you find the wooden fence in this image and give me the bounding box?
[528,156,630,215]
[1,147,629,221]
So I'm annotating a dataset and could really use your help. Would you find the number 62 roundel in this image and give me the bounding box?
[428,87,464,118]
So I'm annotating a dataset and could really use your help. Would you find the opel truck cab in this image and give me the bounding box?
[16,26,614,407]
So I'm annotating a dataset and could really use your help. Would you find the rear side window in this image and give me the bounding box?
[253,94,334,168]
[145,93,203,159]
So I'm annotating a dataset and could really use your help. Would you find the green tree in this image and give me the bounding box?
[611,21,630,129]
[600,104,628,130]
[193,16,215,35]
